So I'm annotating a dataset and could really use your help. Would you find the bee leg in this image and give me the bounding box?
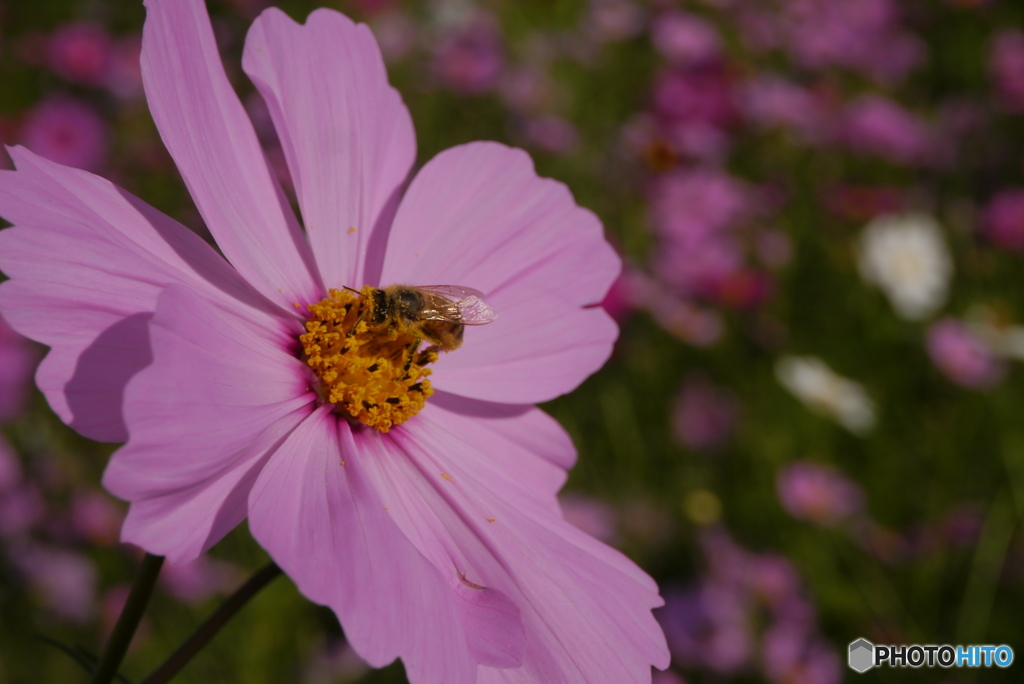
[409,342,438,368]
[403,337,422,374]
[347,308,366,337]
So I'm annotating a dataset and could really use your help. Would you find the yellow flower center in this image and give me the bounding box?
[300,287,437,432]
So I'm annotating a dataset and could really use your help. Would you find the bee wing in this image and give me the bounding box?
[418,285,498,325]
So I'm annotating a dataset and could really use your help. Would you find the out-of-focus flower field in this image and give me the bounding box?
[2,0,1024,682]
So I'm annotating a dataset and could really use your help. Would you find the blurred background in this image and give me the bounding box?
[2,0,1024,682]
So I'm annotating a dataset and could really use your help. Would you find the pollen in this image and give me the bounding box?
[300,287,436,432]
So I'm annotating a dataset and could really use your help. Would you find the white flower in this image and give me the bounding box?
[775,356,876,435]
[858,212,952,321]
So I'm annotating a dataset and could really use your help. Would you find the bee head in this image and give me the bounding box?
[370,288,390,324]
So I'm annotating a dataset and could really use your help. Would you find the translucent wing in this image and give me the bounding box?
[417,285,498,325]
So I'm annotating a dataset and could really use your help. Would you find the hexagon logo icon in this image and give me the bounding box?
[849,638,875,673]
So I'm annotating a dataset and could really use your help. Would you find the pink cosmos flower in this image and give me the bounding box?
[12,544,98,623]
[926,318,1006,390]
[981,188,1024,252]
[431,14,504,94]
[841,95,933,166]
[18,96,109,172]
[990,29,1024,113]
[0,1,668,683]
[47,22,113,86]
[776,462,864,526]
[671,374,736,452]
[651,11,722,66]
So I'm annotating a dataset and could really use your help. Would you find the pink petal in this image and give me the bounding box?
[104,284,313,562]
[379,142,620,403]
[431,295,617,403]
[356,405,668,683]
[141,0,323,309]
[248,408,512,684]
[430,391,576,503]
[0,148,272,442]
[242,8,415,289]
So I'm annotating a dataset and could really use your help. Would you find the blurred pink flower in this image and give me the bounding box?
[672,374,736,451]
[0,483,44,538]
[652,64,736,130]
[160,554,242,604]
[745,554,800,606]
[651,11,722,66]
[841,95,933,165]
[661,528,839,680]
[739,74,829,143]
[768,0,925,85]
[70,491,125,546]
[776,462,864,526]
[926,318,1006,389]
[658,585,753,675]
[981,189,1024,252]
[19,97,108,172]
[48,22,112,86]
[0,3,666,682]
[523,115,579,155]
[655,235,744,301]
[432,14,504,93]
[651,168,750,244]
[649,169,761,303]
[990,29,1024,112]
[13,545,97,623]
[762,625,841,684]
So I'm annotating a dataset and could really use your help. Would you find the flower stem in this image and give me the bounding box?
[89,553,165,684]
[141,562,282,684]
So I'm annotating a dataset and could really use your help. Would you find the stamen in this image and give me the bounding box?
[300,287,436,432]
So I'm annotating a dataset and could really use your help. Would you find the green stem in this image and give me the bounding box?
[141,562,282,684]
[89,553,165,684]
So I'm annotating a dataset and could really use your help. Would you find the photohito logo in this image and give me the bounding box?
[848,638,1014,672]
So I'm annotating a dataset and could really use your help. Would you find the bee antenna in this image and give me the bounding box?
[342,285,362,295]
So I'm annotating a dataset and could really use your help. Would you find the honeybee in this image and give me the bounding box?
[362,284,498,351]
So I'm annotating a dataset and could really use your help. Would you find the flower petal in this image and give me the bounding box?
[380,142,619,305]
[248,408,509,684]
[379,142,620,403]
[242,7,415,289]
[103,284,313,561]
[0,147,273,442]
[357,405,669,684]
[116,408,307,564]
[141,0,323,308]
[429,391,576,502]
[432,295,618,404]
